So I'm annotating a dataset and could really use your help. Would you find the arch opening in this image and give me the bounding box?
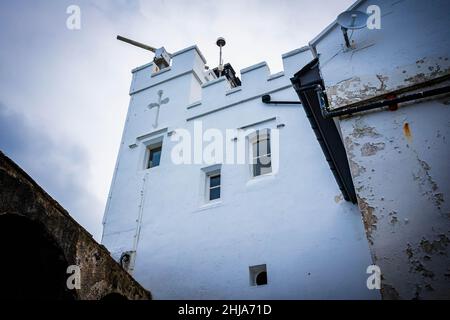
[0,214,76,300]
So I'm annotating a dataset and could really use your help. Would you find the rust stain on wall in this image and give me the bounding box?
[403,122,412,143]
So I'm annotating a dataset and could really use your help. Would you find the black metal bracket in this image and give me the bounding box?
[341,27,351,48]
[261,94,301,105]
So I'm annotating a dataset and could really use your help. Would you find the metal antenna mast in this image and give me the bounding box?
[117,35,172,70]
[117,35,158,53]
[216,37,226,77]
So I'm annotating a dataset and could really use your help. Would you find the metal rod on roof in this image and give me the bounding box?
[117,35,157,53]
[216,37,226,77]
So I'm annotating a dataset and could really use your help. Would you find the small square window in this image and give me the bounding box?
[201,165,222,205]
[147,143,162,169]
[208,174,221,201]
[249,264,268,286]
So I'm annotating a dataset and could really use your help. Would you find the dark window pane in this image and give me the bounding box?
[253,135,271,159]
[253,155,271,176]
[209,187,221,201]
[253,163,261,177]
[148,146,162,168]
[210,175,221,188]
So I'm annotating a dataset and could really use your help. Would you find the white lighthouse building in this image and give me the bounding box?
[101,40,377,299]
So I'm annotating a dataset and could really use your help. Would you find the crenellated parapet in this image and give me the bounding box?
[186,46,313,121]
[128,43,313,120]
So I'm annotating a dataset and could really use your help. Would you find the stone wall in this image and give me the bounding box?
[0,151,151,300]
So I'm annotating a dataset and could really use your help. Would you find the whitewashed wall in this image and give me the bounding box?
[313,0,450,299]
[102,44,378,299]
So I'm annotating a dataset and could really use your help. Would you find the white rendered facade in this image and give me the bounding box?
[101,44,378,299]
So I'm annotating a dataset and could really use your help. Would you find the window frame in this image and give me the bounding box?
[249,130,272,178]
[145,141,163,170]
[207,172,221,202]
[148,145,162,169]
[201,164,222,205]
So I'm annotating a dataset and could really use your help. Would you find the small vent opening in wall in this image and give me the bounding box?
[249,264,268,286]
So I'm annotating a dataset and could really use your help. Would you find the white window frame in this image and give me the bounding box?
[207,173,221,202]
[143,138,163,170]
[201,164,222,205]
[248,129,272,178]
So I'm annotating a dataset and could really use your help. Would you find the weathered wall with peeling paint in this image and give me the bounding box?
[312,0,450,110]
[313,0,450,299]
[339,100,450,299]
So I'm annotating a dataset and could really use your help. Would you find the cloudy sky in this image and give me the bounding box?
[0,0,354,240]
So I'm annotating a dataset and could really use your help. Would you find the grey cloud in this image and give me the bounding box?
[0,103,103,240]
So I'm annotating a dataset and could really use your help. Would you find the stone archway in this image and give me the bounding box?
[0,151,151,300]
[0,214,76,300]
